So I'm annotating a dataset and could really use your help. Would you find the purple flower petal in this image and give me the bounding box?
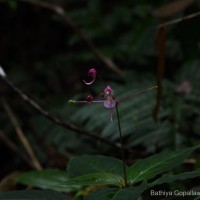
[104,99,116,109]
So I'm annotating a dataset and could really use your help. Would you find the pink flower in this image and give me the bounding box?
[69,85,117,121]
[83,68,96,85]
[103,86,116,121]
[69,68,157,122]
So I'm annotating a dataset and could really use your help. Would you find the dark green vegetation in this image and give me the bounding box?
[0,0,200,199]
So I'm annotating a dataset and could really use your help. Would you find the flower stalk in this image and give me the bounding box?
[115,102,128,187]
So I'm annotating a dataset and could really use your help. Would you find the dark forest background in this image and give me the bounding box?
[0,0,200,199]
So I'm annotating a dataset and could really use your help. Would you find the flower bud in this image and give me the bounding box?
[83,68,96,85]
[86,95,93,103]
[88,68,96,76]
[104,85,113,95]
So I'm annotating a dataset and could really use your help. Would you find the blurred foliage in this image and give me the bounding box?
[0,0,200,199]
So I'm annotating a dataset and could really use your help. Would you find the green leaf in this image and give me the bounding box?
[149,169,200,187]
[16,169,79,192]
[127,145,200,185]
[0,190,71,200]
[85,188,117,200]
[85,183,147,200]
[67,155,124,178]
[65,172,124,187]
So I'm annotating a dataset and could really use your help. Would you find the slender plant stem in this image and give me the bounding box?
[158,11,200,28]
[2,100,42,170]
[115,102,128,187]
[19,0,123,77]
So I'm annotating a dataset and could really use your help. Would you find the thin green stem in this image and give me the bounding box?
[115,102,128,187]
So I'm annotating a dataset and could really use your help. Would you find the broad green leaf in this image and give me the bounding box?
[85,183,147,200]
[67,155,124,178]
[65,172,124,187]
[85,188,117,200]
[16,169,79,192]
[149,169,200,187]
[127,145,199,185]
[0,190,71,200]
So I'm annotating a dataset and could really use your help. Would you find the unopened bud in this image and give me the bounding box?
[86,95,93,103]
[88,68,96,76]
[104,85,113,95]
